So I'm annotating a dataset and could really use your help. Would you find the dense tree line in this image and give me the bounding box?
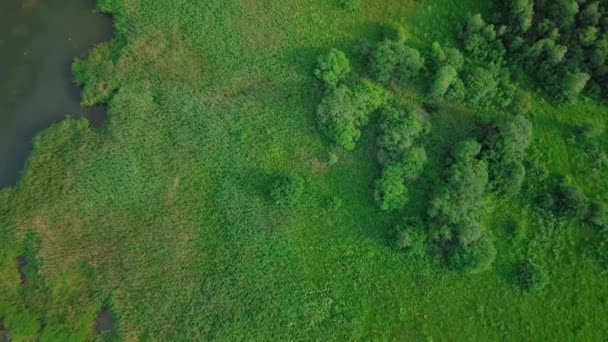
[477,0,608,101]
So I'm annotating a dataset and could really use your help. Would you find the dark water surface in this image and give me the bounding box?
[0,0,113,187]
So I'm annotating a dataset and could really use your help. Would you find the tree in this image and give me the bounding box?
[588,201,608,227]
[317,80,386,150]
[483,115,533,196]
[401,147,428,179]
[449,233,497,273]
[431,65,458,97]
[553,180,589,219]
[560,72,590,102]
[370,40,424,84]
[508,0,534,33]
[374,163,408,211]
[428,140,488,225]
[314,49,351,89]
[464,66,499,106]
[461,14,505,62]
[394,222,426,257]
[270,175,305,208]
[377,107,426,164]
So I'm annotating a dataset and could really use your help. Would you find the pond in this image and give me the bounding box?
[0,0,113,188]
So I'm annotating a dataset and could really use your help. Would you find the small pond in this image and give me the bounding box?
[0,0,113,187]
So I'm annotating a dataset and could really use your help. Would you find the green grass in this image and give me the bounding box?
[1,0,607,340]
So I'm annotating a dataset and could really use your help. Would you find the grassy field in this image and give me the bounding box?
[1,0,607,340]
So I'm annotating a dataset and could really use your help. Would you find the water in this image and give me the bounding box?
[0,0,113,187]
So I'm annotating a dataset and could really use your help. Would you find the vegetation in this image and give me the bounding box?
[1,0,608,340]
[270,175,305,208]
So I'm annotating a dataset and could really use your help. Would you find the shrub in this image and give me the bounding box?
[483,115,533,196]
[394,223,426,257]
[374,164,408,211]
[461,14,505,62]
[449,233,496,274]
[314,49,351,89]
[429,140,488,225]
[429,42,464,71]
[431,65,458,97]
[463,66,499,107]
[370,40,424,84]
[560,72,590,102]
[512,261,548,292]
[588,201,608,227]
[270,175,304,208]
[553,180,589,219]
[400,147,428,179]
[339,0,361,11]
[382,22,407,42]
[377,107,426,164]
[317,81,386,150]
[326,196,343,211]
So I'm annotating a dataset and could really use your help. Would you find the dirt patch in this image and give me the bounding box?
[94,309,114,335]
[17,256,28,285]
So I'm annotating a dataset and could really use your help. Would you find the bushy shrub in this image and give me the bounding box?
[339,0,361,11]
[382,22,407,42]
[374,164,408,211]
[463,66,499,106]
[512,260,548,292]
[559,72,590,102]
[587,201,608,227]
[317,80,386,150]
[270,175,304,208]
[429,140,488,225]
[449,233,496,274]
[314,49,351,89]
[461,14,505,62]
[377,107,427,164]
[394,223,426,257]
[431,65,459,98]
[429,42,464,71]
[374,107,428,211]
[483,115,533,196]
[553,180,589,219]
[370,40,424,84]
[400,147,428,179]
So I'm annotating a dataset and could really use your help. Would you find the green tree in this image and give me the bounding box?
[377,107,426,164]
[560,72,590,102]
[464,66,498,106]
[374,163,408,211]
[317,81,386,150]
[394,223,426,257]
[508,0,534,33]
[370,40,424,84]
[449,233,497,273]
[314,49,351,89]
[431,65,458,97]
